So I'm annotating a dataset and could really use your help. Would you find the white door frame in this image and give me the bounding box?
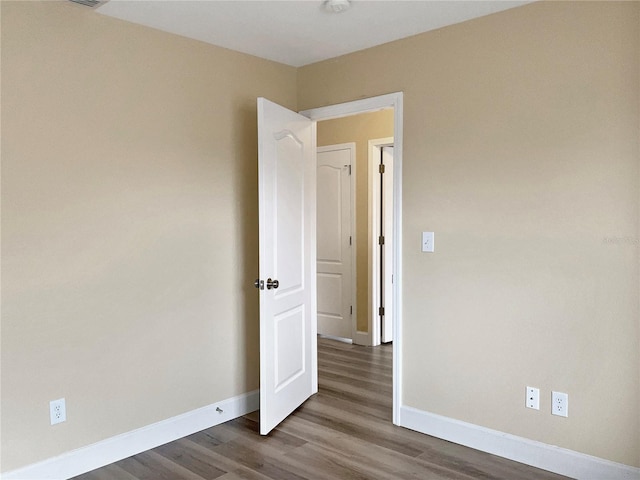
[300,92,403,426]
[369,138,394,346]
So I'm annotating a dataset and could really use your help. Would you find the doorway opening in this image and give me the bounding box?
[301,92,403,425]
[316,118,394,348]
[314,121,395,347]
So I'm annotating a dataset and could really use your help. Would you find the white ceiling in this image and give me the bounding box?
[96,1,532,67]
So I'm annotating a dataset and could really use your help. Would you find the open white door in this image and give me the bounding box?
[257,98,317,435]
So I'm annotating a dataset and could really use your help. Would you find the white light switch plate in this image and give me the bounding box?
[422,232,434,252]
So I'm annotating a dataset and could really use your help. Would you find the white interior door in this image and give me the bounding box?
[316,145,354,340]
[257,97,317,435]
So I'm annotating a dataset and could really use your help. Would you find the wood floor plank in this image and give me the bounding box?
[73,338,571,480]
[277,415,477,480]
[294,441,477,480]
[72,463,140,480]
[294,408,425,458]
[215,472,272,480]
[154,440,227,479]
[142,450,216,480]
[186,425,240,448]
[116,451,201,480]
[207,440,308,480]
[317,359,391,382]
[178,438,274,480]
[312,385,391,421]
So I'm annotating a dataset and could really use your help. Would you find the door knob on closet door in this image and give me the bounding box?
[266,278,279,290]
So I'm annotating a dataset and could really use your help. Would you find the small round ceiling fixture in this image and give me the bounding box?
[323,0,351,14]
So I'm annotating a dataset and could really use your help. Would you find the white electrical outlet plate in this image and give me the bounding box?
[526,386,540,410]
[552,391,568,417]
[50,398,66,425]
[422,232,434,252]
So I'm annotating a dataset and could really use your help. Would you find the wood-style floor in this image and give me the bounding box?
[74,338,570,480]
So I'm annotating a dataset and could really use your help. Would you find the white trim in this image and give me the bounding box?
[301,91,404,427]
[2,391,260,480]
[318,333,353,344]
[310,119,319,396]
[391,94,403,426]
[300,92,399,121]
[400,405,640,480]
[380,145,394,344]
[368,137,394,347]
[317,142,357,342]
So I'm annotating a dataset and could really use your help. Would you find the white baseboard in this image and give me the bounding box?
[318,333,353,344]
[400,405,640,480]
[2,390,259,480]
[5,396,637,480]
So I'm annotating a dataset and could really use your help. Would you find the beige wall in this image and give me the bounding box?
[302,1,640,467]
[2,0,639,474]
[0,1,296,471]
[317,111,394,333]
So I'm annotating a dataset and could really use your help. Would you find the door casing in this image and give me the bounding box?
[370,139,394,345]
[300,92,403,426]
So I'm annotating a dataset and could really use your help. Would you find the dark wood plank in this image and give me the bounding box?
[73,337,570,480]
[116,451,204,480]
[154,440,227,479]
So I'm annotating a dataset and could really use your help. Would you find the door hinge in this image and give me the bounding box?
[349,236,352,246]
[379,164,385,174]
[350,305,353,315]
[379,306,385,316]
[379,235,385,245]
[344,164,352,175]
